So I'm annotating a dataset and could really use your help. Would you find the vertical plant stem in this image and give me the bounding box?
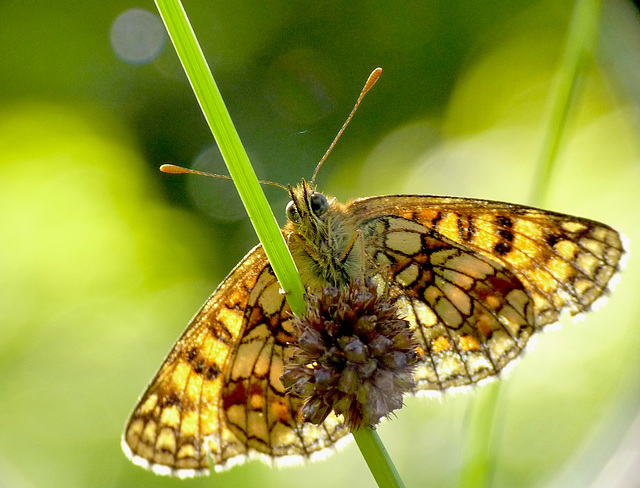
[532,0,603,206]
[458,382,502,488]
[354,428,406,488]
[153,1,406,486]
[154,0,306,316]
[461,1,603,487]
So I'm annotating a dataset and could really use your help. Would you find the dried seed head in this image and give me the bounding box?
[281,277,417,430]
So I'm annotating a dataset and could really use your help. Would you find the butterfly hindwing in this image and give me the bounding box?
[219,260,348,464]
[123,245,349,476]
[122,245,270,475]
[358,213,535,389]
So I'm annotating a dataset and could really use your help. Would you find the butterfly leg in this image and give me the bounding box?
[289,232,319,261]
[339,229,367,280]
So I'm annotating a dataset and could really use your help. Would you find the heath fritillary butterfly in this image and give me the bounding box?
[122,69,626,477]
[122,179,626,476]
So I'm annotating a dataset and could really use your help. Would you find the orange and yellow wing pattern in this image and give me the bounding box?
[350,195,625,389]
[122,245,348,476]
[123,192,626,476]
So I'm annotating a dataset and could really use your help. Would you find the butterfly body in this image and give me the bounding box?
[285,180,362,289]
[123,181,625,476]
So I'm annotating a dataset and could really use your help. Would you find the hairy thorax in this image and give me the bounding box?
[284,197,364,291]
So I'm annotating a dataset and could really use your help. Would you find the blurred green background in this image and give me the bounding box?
[1,0,639,487]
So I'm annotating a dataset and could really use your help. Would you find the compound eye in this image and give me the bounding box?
[286,201,300,223]
[309,193,328,217]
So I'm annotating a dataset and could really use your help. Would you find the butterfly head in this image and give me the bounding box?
[286,179,330,232]
[285,179,359,289]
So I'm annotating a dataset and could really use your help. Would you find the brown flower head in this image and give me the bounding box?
[281,277,417,430]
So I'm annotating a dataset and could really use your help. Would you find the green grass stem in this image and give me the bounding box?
[154,0,306,316]
[458,382,502,488]
[153,1,405,486]
[354,428,406,488]
[461,1,604,487]
[531,0,603,206]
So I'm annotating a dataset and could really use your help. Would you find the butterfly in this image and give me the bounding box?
[122,68,626,476]
[122,177,626,476]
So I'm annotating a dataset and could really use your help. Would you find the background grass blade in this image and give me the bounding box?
[460,1,604,487]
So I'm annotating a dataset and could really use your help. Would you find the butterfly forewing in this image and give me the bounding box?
[350,195,624,321]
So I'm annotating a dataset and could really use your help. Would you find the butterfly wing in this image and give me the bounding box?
[122,244,269,476]
[124,191,626,473]
[122,244,348,476]
[218,257,348,466]
[349,195,626,390]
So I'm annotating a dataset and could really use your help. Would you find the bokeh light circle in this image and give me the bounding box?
[110,8,166,64]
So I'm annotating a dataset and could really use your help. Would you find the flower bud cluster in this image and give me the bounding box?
[282,277,417,430]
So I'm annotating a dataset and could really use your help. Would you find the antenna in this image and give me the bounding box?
[160,164,286,190]
[311,67,382,185]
